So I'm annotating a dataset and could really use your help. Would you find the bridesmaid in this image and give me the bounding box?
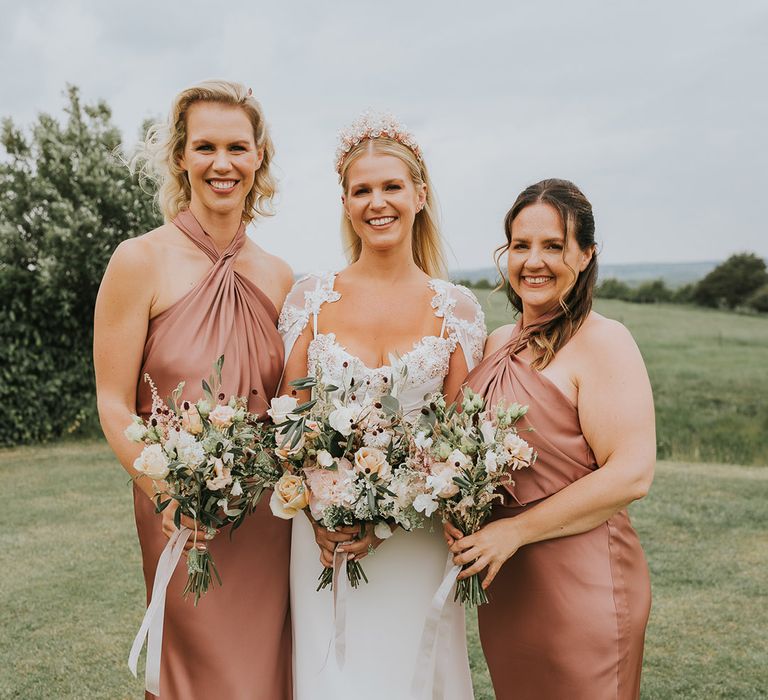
[94,80,293,699]
[448,179,654,700]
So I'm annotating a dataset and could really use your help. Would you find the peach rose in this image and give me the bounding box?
[353,447,390,479]
[209,404,236,429]
[270,473,308,519]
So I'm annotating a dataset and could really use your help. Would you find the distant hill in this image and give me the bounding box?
[451,261,719,288]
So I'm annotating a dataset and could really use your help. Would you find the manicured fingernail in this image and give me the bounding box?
[197,545,206,551]
[347,553,355,561]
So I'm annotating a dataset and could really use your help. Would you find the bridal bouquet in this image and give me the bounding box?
[125,357,282,604]
[268,369,426,590]
[409,389,536,606]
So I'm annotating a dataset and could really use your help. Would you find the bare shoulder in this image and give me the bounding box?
[572,312,643,367]
[484,323,516,356]
[106,225,169,278]
[246,242,294,308]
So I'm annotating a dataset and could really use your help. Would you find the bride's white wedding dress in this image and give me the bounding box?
[278,272,486,700]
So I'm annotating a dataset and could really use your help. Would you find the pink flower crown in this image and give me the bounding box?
[334,111,422,174]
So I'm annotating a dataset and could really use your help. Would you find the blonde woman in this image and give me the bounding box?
[278,114,485,699]
[94,80,293,699]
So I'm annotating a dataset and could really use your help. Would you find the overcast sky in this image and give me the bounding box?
[2,0,766,273]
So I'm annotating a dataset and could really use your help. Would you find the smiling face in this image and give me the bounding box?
[341,150,426,255]
[178,101,263,219]
[507,202,594,320]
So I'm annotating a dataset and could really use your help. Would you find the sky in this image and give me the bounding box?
[2,0,766,273]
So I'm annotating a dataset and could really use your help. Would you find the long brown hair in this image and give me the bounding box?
[495,178,597,368]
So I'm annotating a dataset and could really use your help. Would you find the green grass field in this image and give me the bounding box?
[478,295,768,465]
[1,443,766,699]
[3,299,766,698]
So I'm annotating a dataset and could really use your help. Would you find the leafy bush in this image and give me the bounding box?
[632,279,673,304]
[692,253,768,309]
[0,86,160,445]
[595,277,634,301]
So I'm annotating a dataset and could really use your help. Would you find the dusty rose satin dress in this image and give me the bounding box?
[132,210,291,699]
[465,329,651,700]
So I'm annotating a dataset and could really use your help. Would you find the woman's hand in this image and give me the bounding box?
[308,516,356,567]
[443,520,463,548]
[337,523,384,562]
[158,498,214,552]
[449,518,524,590]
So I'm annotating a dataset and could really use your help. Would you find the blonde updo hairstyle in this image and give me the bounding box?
[338,138,447,279]
[131,79,276,224]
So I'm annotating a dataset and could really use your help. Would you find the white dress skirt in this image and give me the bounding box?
[278,272,487,700]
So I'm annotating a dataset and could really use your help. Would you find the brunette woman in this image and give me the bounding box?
[448,179,654,700]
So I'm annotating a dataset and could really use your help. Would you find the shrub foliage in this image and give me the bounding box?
[0,86,160,445]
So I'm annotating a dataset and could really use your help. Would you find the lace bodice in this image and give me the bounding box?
[278,272,486,415]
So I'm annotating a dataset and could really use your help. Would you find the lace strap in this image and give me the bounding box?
[429,280,487,371]
[278,271,341,360]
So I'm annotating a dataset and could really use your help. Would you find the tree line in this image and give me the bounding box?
[456,253,768,312]
[1,88,765,446]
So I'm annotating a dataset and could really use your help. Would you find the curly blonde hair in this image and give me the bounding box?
[338,138,447,279]
[130,79,276,224]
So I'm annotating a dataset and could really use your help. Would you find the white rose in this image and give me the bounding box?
[427,462,460,498]
[413,493,439,517]
[209,404,236,429]
[133,444,169,480]
[230,480,243,497]
[479,420,496,446]
[414,431,433,450]
[174,430,205,468]
[267,395,300,424]
[316,449,335,468]
[124,419,147,443]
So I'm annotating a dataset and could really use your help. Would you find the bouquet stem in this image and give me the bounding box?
[316,560,368,591]
[184,547,222,605]
[454,570,488,607]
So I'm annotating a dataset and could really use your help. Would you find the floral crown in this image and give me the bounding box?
[334,111,422,174]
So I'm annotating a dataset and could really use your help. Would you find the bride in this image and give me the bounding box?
[278,114,486,699]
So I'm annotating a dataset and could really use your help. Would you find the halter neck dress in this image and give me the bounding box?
[132,209,291,699]
[464,326,651,700]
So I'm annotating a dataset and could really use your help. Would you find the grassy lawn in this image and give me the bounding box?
[1,443,766,699]
[477,294,768,465]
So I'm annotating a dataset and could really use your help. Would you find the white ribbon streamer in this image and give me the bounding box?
[332,546,349,668]
[411,554,462,699]
[128,526,192,696]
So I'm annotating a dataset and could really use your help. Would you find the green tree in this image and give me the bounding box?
[595,277,633,301]
[0,85,160,445]
[692,253,768,309]
[747,283,768,313]
[633,279,672,304]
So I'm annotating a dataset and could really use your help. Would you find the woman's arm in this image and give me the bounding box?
[450,319,655,588]
[94,237,155,498]
[94,237,207,547]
